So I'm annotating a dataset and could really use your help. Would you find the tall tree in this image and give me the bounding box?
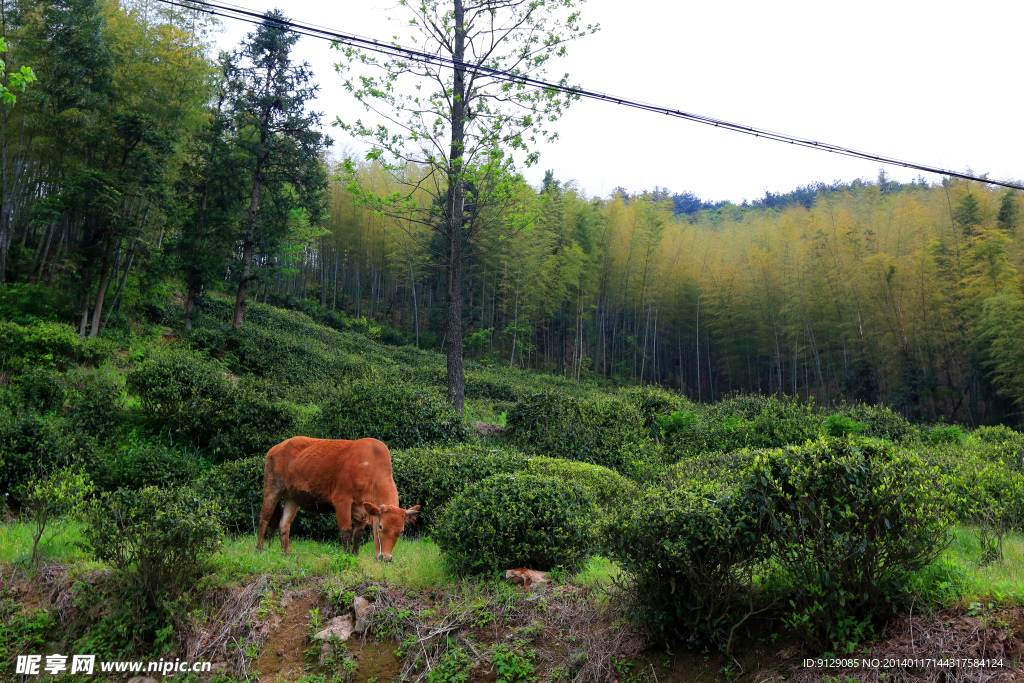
[226,9,329,328]
[338,0,596,414]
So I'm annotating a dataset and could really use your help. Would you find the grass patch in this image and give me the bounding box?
[354,536,448,590]
[569,555,623,592]
[938,526,1024,602]
[0,519,94,566]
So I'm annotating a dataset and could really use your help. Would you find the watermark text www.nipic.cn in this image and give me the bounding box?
[15,654,213,675]
[803,657,1006,669]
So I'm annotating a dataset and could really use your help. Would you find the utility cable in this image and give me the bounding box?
[158,0,1024,192]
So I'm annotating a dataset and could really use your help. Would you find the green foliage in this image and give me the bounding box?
[823,414,866,438]
[0,283,76,324]
[522,457,639,516]
[390,445,530,533]
[664,450,756,491]
[744,438,952,650]
[434,474,597,576]
[18,466,94,566]
[605,480,765,650]
[427,646,472,683]
[491,642,537,683]
[620,385,689,436]
[927,424,965,445]
[4,366,66,413]
[0,589,56,680]
[657,395,821,458]
[506,392,647,473]
[834,403,915,442]
[312,374,469,448]
[80,486,224,608]
[921,444,1024,562]
[126,349,298,461]
[92,440,206,492]
[0,413,100,506]
[0,320,113,372]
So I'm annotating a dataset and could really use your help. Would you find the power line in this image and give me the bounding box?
[160,0,1024,192]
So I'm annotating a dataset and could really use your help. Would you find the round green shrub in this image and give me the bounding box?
[742,437,952,649]
[80,486,223,608]
[434,474,597,575]
[0,414,100,506]
[523,456,639,514]
[605,480,764,649]
[837,403,915,442]
[506,392,646,472]
[664,450,756,491]
[657,395,820,459]
[126,349,298,461]
[927,424,964,445]
[312,374,469,448]
[92,442,206,492]
[390,444,529,533]
[6,366,66,413]
[620,385,689,436]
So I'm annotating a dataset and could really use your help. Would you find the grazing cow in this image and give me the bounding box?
[257,436,419,560]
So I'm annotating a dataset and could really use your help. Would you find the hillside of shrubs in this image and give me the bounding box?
[3,284,1024,666]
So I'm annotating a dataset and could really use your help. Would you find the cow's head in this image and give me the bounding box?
[362,502,420,561]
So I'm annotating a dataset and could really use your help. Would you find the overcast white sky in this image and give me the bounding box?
[211,0,1024,204]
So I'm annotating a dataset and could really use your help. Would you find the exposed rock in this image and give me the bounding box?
[504,568,550,589]
[474,422,506,437]
[353,595,376,633]
[127,678,158,683]
[313,614,354,642]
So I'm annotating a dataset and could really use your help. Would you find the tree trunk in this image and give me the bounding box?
[443,0,468,414]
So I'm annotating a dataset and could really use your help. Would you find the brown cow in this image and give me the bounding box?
[256,436,419,560]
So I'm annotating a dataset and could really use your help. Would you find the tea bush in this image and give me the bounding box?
[657,395,820,458]
[506,392,647,473]
[4,366,66,413]
[833,403,915,442]
[312,374,469,448]
[743,438,952,651]
[126,350,298,461]
[0,414,100,506]
[80,486,223,609]
[0,320,113,371]
[92,442,206,492]
[523,457,640,515]
[664,450,756,491]
[619,385,689,436]
[434,474,597,575]
[390,444,530,533]
[605,479,766,651]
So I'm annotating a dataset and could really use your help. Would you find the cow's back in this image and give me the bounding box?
[266,437,398,507]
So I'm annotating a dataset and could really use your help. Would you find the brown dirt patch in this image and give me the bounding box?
[255,588,320,681]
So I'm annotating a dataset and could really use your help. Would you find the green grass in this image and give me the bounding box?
[0,519,95,567]
[0,518,450,590]
[570,555,623,591]
[938,526,1024,602]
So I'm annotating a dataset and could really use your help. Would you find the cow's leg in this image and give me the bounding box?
[351,526,365,555]
[334,497,355,554]
[257,490,284,551]
[279,500,300,555]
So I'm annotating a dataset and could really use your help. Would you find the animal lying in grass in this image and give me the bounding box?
[257,436,419,560]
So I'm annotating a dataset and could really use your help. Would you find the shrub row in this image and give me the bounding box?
[126,349,299,462]
[505,392,650,473]
[607,437,951,653]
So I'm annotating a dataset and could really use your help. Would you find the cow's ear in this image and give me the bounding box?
[405,505,420,517]
[363,502,381,516]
